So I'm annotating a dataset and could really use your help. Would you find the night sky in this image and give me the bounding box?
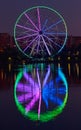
[0,0,81,36]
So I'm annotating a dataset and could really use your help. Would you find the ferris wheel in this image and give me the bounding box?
[14,6,67,59]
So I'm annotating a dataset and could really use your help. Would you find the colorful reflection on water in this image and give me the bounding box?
[14,63,68,122]
[0,62,81,129]
[0,62,81,90]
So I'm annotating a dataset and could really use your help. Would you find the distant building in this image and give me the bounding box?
[0,33,15,52]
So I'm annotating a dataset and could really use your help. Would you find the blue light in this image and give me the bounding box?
[44,19,62,32]
[42,80,63,108]
[42,19,48,30]
[42,68,68,109]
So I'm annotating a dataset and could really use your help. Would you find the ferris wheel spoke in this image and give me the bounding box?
[41,36,51,55]
[43,31,55,38]
[30,38,39,55]
[43,34,61,48]
[37,8,41,31]
[46,41,54,49]
[24,13,39,31]
[16,24,38,33]
[16,33,38,40]
[43,35,55,49]
[44,34,64,43]
[43,65,50,87]
[44,32,66,35]
[44,19,62,32]
[23,35,39,52]
[20,39,31,45]
[30,44,36,55]
[37,68,41,119]
[42,19,48,30]
[43,35,54,49]
[53,41,62,48]
[17,30,32,37]
[39,42,44,52]
[37,36,41,53]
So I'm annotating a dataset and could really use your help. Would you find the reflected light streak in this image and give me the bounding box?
[75,63,79,77]
[68,63,71,76]
[14,73,17,81]
[1,70,4,80]
[8,64,12,72]
[58,63,61,68]
[37,68,41,119]
[43,65,50,87]
[25,92,39,112]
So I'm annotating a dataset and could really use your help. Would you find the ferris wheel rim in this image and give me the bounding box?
[14,6,67,59]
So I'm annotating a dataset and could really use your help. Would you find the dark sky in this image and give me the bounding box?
[0,0,81,36]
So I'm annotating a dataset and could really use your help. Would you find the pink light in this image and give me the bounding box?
[16,33,38,40]
[37,8,41,31]
[25,92,39,112]
[25,13,39,31]
[16,24,38,33]
[37,68,41,119]
[44,19,62,32]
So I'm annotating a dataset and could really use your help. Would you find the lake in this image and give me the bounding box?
[0,61,81,130]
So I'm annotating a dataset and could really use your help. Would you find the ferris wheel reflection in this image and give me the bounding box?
[14,63,68,122]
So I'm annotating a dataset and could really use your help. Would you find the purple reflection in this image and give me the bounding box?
[16,65,66,120]
[16,66,51,119]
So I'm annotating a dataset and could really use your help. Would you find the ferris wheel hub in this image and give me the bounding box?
[39,30,43,35]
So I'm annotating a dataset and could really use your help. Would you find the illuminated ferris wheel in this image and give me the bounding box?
[14,6,67,59]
